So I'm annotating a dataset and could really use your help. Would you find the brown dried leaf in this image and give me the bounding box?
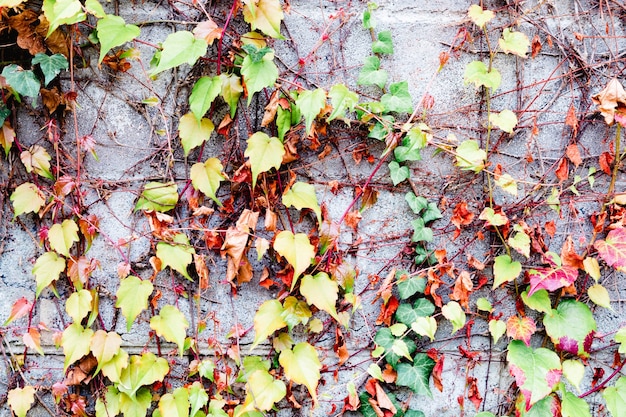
[561,235,584,269]
[555,158,568,182]
[592,78,626,126]
[195,254,209,289]
[467,377,483,410]
[600,151,614,176]
[193,17,223,45]
[374,382,397,415]
[345,210,362,231]
[261,89,280,127]
[236,209,259,233]
[466,253,485,271]
[282,132,299,164]
[334,327,349,366]
[451,201,475,228]
[450,270,473,309]
[8,10,46,55]
[531,34,542,58]
[381,364,396,384]
[144,210,175,240]
[0,121,15,153]
[565,105,578,134]
[566,143,582,167]
[318,143,332,160]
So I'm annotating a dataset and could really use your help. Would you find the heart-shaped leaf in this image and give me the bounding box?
[273,230,315,289]
[150,305,189,357]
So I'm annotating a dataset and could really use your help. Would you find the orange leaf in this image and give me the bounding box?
[555,158,568,182]
[375,295,398,326]
[450,271,473,309]
[193,17,223,45]
[451,201,475,228]
[592,78,626,126]
[600,151,614,175]
[531,34,542,58]
[506,315,536,346]
[374,382,397,415]
[565,105,578,134]
[566,143,582,167]
[4,297,32,325]
[561,235,584,269]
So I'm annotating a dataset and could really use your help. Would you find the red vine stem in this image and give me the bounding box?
[579,358,626,398]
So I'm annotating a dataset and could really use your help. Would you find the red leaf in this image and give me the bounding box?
[467,377,483,410]
[376,295,399,326]
[545,221,556,238]
[451,201,474,228]
[506,316,537,346]
[565,105,578,134]
[4,297,32,325]
[566,143,582,167]
[555,158,568,182]
[599,151,614,175]
[531,34,542,58]
[594,227,626,269]
[528,264,578,296]
[561,235,584,269]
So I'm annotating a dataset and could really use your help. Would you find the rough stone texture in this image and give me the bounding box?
[1,0,626,416]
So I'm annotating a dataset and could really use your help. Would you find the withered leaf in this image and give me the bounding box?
[592,78,626,126]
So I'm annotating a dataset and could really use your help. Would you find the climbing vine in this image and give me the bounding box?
[2,1,626,417]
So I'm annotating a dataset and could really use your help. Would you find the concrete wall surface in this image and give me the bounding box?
[1,0,625,416]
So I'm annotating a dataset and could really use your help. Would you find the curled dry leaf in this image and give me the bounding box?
[592,78,626,126]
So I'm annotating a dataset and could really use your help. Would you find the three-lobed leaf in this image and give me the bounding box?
[65,289,92,323]
[11,182,45,217]
[156,233,195,280]
[241,49,278,105]
[395,354,435,397]
[328,84,358,122]
[49,218,79,257]
[32,53,68,85]
[245,131,284,188]
[300,272,340,322]
[62,323,94,371]
[33,251,66,297]
[358,56,388,89]
[464,60,501,91]
[499,28,530,58]
[455,139,486,172]
[381,81,413,114]
[242,0,284,39]
[158,386,190,417]
[150,305,189,357]
[595,227,626,269]
[244,370,286,411]
[117,352,169,399]
[90,330,122,376]
[282,181,321,224]
[178,112,215,157]
[7,386,36,417]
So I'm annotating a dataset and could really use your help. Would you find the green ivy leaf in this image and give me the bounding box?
[424,203,442,223]
[96,15,140,63]
[405,192,428,215]
[115,276,153,332]
[158,386,190,417]
[251,299,287,350]
[389,161,409,185]
[411,218,433,243]
[242,0,284,39]
[156,233,196,280]
[381,81,413,114]
[464,60,501,91]
[493,254,522,288]
[374,327,416,368]
[327,84,358,122]
[7,386,36,417]
[603,376,626,417]
[507,340,561,411]
[394,126,427,162]
[150,305,189,357]
[358,56,388,89]
[33,251,66,298]
[273,230,315,289]
[65,289,92,323]
[1,65,40,99]
[300,272,340,322]
[279,342,321,404]
[48,219,79,257]
[562,390,591,417]
[119,388,152,417]
[190,158,225,206]
[490,109,518,133]
[241,48,278,105]
[220,74,244,118]
[150,31,207,75]
[190,75,222,122]
[543,299,596,358]
[397,272,426,299]
[411,316,437,341]
[117,352,169,399]
[372,30,393,54]
[62,323,94,371]
[395,298,435,326]
[90,330,122,376]
[42,0,86,36]
[178,112,215,157]
[32,53,68,86]
[521,288,552,314]
[189,381,208,417]
[11,182,45,217]
[282,181,321,224]
[395,354,435,397]
[441,301,466,334]
[244,132,284,188]
[295,88,327,135]
[135,181,178,212]
[456,139,487,172]
[499,28,530,58]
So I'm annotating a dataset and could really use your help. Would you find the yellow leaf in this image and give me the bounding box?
[8,386,36,417]
[279,342,321,404]
[243,0,284,39]
[273,230,315,290]
[178,112,214,156]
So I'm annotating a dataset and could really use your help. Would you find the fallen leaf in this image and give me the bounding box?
[545,221,556,238]
[592,78,626,126]
[450,270,473,309]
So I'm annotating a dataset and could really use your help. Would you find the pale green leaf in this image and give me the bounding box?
[96,15,140,63]
[33,251,66,298]
[441,301,466,334]
[489,319,506,344]
[179,112,215,157]
[603,376,626,417]
[95,386,121,417]
[84,0,105,17]
[245,370,286,411]
[411,316,437,341]
[100,348,128,384]
[8,386,36,417]
[490,109,518,133]
[115,276,153,331]
[588,284,612,309]
[521,288,552,314]
[468,4,494,28]
[562,359,585,392]
[273,230,315,289]
[372,30,393,54]
[241,49,278,105]
[464,60,501,91]
[476,297,493,312]
[158,386,190,417]
[42,0,86,36]
[119,388,152,417]
[496,173,519,197]
[220,74,244,117]
[381,81,413,114]
[455,139,486,172]
[48,219,79,257]
[327,84,358,122]
[150,31,207,75]
[156,233,195,280]
[189,381,209,417]
[90,330,122,376]
[117,352,169,399]
[499,28,530,58]
[394,126,427,162]
[242,0,284,39]
[493,254,521,288]
[244,131,284,188]
[281,296,311,330]
[190,158,225,206]
[295,88,326,136]
[508,224,530,257]
[562,391,591,417]
[150,305,189,357]
[135,181,178,212]
[65,289,92,323]
[358,56,388,89]
[389,161,409,185]
[11,182,45,217]
[279,342,321,403]
[282,181,321,224]
[32,53,68,86]
[190,76,221,121]
[251,299,287,350]
[62,323,94,371]
[300,272,339,322]
[367,363,384,381]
